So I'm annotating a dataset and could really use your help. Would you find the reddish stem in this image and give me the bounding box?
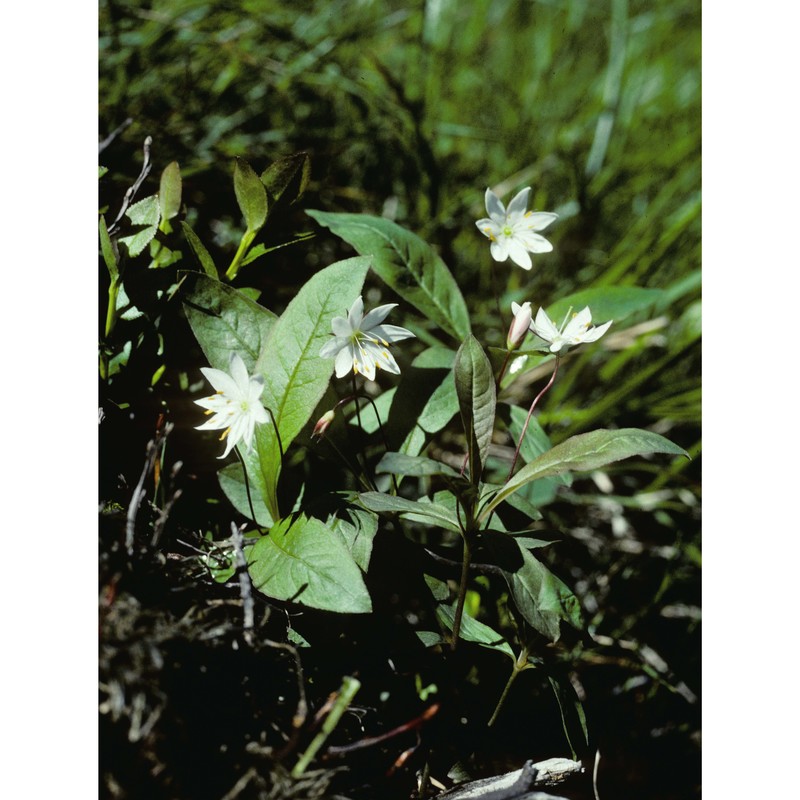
[506,356,560,481]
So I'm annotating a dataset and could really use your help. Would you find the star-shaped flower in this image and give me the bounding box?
[476,187,558,270]
[194,353,270,459]
[529,306,613,354]
[319,296,415,381]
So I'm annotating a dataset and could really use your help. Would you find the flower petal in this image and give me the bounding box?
[580,319,613,343]
[489,239,510,262]
[320,337,346,359]
[484,188,505,220]
[506,187,531,219]
[369,323,415,344]
[506,240,533,270]
[361,303,398,330]
[334,346,354,378]
[331,316,352,338]
[524,211,558,231]
[228,353,250,392]
[199,367,240,396]
[531,307,559,341]
[514,231,553,254]
[347,296,365,329]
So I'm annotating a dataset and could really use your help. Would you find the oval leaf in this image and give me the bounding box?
[307,210,470,341]
[234,157,268,232]
[260,152,311,205]
[247,515,372,613]
[183,273,277,374]
[159,161,182,221]
[119,194,161,257]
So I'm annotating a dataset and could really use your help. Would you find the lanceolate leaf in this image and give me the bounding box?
[436,604,516,660]
[307,210,471,341]
[99,215,118,282]
[375,452,459,478]
[358,492,461,532]
[180,221,218,277]
[183,273,277,374]
[250,256,371,518]
[234,157,268,232]
[482,428,689,519]
[454,335,496,484]
[247,515,372,613]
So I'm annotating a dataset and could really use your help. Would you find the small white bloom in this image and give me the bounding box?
[319,296,415,381]
[476,187,558,270]
[508,301,533,350]
[195,353,270,459]
[529,306,613,354]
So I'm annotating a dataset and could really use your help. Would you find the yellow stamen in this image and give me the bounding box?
[219,428,231,441]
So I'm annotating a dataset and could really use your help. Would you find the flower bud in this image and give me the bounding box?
[312,409,336,439]
[507,301,532,350]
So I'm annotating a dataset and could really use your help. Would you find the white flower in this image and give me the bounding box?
[319,296,415,381]
[476,187,558,270]
[529,306,613,354]
[508,301,533,350]
[195,353,270,459]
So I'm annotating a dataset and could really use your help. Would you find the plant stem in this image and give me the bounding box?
[291,676,361,778]
[225,229,255,281]
[450,537,473,651]
[487,646,529,727]
[506,356,560,481]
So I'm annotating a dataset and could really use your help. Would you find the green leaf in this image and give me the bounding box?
[454,335,496,484]
[99,165,109,179]
[247,515,372,613]
[218,463,274,527]
[158,161,182,221]
[546,286,663,328]
[183,273,278,374]
[250,256,371,518]
[234,157,268,232]
[502,543,583,642]
[99,215,118,282]
[358,492,461,532]
[306,210,471,341]
[375,452,459,478]
[483,428,690,519]
[119,194,161,257]
[327,507,379,572]
[436,603,515,660]
[260,151,311,205]
[180,221,218,278]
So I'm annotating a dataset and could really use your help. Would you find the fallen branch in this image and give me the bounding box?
[436,757,584,800]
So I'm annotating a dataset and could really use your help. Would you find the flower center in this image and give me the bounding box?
[502,224,514,238]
